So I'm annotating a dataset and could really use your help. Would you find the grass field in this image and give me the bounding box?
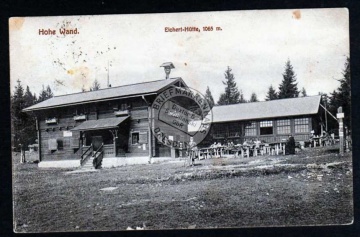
[12,146,353,232]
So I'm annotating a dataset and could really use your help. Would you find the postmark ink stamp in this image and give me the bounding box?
[151,86,212,150]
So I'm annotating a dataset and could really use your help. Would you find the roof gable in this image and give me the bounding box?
[24,78,184,111]
[211,96,321,123]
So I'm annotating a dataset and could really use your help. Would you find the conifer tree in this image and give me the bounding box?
[217,66,241,105]
[24,86,35,107]
[265,85,278,101]
[204,86,215,109]
[249,92,259,102]
[38,85,54,102]
[239,90,246,103]
[301,87,307,97]
[11,80,37,150]
[278,60,300,99]
[46,85,54,98]
[90,79,101,91]
[329,57,351,129]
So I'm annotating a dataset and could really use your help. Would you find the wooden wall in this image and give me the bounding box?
[127,109,150,157]
[35,97,152,161]
[203,115,315,147]
[38,117,81,161]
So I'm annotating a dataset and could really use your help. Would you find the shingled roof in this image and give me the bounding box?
[24,78,184,111]
[211,95,322,123]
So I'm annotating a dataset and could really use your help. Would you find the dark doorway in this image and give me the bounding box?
[92,136,103,150]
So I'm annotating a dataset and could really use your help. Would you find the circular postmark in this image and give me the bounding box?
[151,86,212,150]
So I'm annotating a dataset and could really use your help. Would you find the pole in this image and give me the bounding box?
[107,60,109,87]
[36,117,41,162]
[324,95,328,131]
[345,126,350,152]
[337,107,344,155]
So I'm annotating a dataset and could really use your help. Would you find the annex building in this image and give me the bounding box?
[205,95,324,146]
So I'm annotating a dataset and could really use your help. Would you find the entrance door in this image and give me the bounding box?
[92,136,103,150]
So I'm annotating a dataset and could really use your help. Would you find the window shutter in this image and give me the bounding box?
[139,132,148,144]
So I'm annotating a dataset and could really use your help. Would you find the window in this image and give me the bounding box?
[228,123,241,137]
[260,120,273,135]
[245,122,257,136]
[132,132,139,145]
[57,139,64,150]
[74,105,88,116]
[294,118,310,133]
[213,124,227,138]
[277,119,291,134]
[121,103,128,111]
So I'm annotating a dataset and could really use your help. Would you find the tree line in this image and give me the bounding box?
[204,57,351,131]
[11,77,108,150]
[11,57,350,150]
[11,81,54,150]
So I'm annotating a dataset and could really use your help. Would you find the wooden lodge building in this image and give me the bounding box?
[23,78,189,168]
[23,75,324,168]
[203,95,324,146]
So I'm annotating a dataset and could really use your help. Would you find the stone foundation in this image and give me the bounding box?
[38,160,80,168]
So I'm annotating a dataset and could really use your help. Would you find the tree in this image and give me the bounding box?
[11,80,37,151]
[24,85,37,108]
[217,66,241,105]
[239,90,246,103]
[38,85,54,102]
[301,87,307,97]
[328,57,351,129]
[204,86,215,109]
[278,60,300,99]
[90,79,101,91]
[46,85,54,98]
[265,85,278,101]
[249,92,259,102]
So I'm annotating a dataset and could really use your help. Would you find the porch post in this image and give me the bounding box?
[113,135,116,157]
[114,130,118,157]
[148,106,153,160]
[35,117,41,162]
[109,129,118,157]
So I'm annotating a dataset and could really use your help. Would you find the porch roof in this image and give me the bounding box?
[71,116,129,131]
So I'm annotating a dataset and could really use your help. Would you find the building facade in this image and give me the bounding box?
[202,96,324,146]
[23,78,188,168]
[24,80,325,168]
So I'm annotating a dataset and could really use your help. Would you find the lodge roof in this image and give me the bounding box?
[23,78,184,111]
[211,95,322,123]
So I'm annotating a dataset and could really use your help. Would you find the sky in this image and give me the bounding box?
[9,8,349,102]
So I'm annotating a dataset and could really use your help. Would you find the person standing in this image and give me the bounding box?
[286,135,296,155]
[188,137,198,166]
[19,143,25,163]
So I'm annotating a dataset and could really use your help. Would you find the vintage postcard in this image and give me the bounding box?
[10,9,352,232]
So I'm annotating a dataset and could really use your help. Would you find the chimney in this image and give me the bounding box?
[160,62,175,79]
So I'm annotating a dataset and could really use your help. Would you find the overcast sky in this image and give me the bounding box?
[9,8,349,102]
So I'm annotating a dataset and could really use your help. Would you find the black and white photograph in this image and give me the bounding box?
[9,8,353,232]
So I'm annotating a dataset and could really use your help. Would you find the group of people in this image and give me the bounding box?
[309,130,335,147]
[186,135,299,166]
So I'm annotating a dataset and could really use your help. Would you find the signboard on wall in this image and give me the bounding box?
[63,131,73,137]
[139,132,148,144]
